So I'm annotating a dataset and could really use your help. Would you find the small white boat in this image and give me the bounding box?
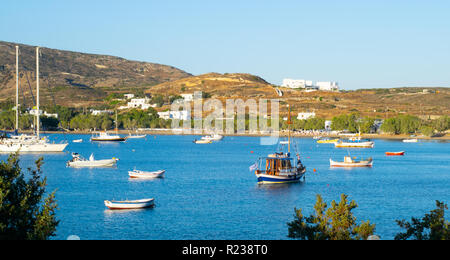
[73,139,83,143]
[194,139,212,144]
[201,134,223,141]
[67,153,118,168]
[91,132,126,142]
[129,169,165,179]
[104,198,155,210]
[313,136,322,140]
[403,138,418,143]
[330,156,373,167]
[127,134,147,139]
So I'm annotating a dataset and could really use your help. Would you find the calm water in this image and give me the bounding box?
[2,134,449,240]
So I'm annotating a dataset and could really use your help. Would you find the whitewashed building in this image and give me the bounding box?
[29,109,58,118]
[91,110,113,116]
[180,94,194,102]
[124,94,135,99]
[119,98,153,110]
[297,112,316,120]
[157,110,191,121]
[316,81,339,91]
[282,79,314,89]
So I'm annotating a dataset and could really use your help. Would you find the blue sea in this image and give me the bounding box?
[2,134,449,240]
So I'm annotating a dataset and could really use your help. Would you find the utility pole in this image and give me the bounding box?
[36,47,40,138]
[15,46,19,131]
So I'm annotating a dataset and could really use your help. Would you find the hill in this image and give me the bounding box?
[0,41,191,107]
[147,74,450,119]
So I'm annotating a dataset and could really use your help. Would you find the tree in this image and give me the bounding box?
[395,201,449,240]
[0,154,59,240]
[288,194,376,240]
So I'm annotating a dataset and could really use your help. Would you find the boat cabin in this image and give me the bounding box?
[256,152,304,176]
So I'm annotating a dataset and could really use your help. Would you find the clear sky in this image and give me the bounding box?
[1,0,449,89]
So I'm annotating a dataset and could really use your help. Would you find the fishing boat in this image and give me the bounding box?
[67,153,119,168]
[201,134,223,141]
[0,47,68,153]
[403,138,418,143]
[104,198,155,210]
[252,105,306,184]
[385,151,405,156]
[128,169,165,179]
[317,138,339,144]
[335,138,374,148]
[330,156,373,167]
[193,139,212,144]
[91,132,126,142]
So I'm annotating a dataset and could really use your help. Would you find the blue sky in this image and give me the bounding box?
[1,0,449,89]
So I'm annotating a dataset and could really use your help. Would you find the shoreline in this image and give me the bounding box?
[9,129,450,140]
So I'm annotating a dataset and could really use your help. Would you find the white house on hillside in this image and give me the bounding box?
[282,79,314,89]
[119,97,155,110]
[297,112,316,120]
[316,82,339,91]
[158,110,191,121]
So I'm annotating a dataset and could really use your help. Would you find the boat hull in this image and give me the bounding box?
[0,143,68,153]
[91,137,126,142]
[385,151,405,156]
[68,158,118,168]
[335,142,374,148]
[129,170,165,179]
[330,159,373,167]
[104,199,155,210]
[256,169,306,184]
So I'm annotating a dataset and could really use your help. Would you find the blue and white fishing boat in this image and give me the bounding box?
[251,105,306,184]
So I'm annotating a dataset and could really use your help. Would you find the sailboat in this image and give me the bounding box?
[252,104,306,184]
[0,47,68,153]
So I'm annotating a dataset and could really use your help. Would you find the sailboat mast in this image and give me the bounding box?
[36,47,40,138]
[287,104,291,153]
[15,46,19,131]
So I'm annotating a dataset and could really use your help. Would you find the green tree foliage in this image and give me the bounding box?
[0,154,59,240]
[395,201,449,240]
[287,194,376,240]
[381,115,422,135]
[331,113,360,133]
[431,116,450,133]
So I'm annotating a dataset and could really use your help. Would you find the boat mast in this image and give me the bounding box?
[287,104,292,154]
[36,47,40,138]
[15,46,19,131]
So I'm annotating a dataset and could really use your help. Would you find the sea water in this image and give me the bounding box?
[2,134,449,240]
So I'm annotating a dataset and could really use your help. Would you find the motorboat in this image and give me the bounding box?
[67,153,118,168]
[335,138,374,148]
[317,138,339,144]
[126,134,146,139]
[91,132,126,142]
[73,139,83,143]
[201,134,223,141]
[330,156,373,167]
[403,138,418,143]
[104,198,155,210]
[129,169,165,179]
[194,139,212,144]
[385,151,405,156]
[252,104,306,184]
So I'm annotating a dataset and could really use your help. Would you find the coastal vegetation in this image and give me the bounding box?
[0,154,58,240]
[288,194,449,240]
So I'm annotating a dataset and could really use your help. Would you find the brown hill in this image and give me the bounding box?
[147,74,450,119]
[0,41,191,107]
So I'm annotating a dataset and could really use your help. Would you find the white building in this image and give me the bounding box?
[282,79,314,89]
[297,112,316,120]
[91,110,113,116]
[124,94,135,99]
[180,94,194,102]
[29,109,58,118]
[316,81,339,91]
[119,98,153,110]
[157,110,191,121]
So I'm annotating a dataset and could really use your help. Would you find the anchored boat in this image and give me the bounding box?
[201,134,223,141]
[330,156,373,167]
[335,138,374,148]
[104,198,155,210]
[403,138,418,143]
[129,169,165,179]
[385,151,405,156]
[67,153,118,168]
[252,104,306,184]
[91,132,126,142]
[317,138,339,144]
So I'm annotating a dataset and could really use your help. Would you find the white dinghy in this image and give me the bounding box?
[67,153,118,168]
[104,198,155,210]
[129,169,165,179]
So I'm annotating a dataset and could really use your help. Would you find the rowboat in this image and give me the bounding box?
[104,198,155,210]
[317,138,339,144]
[403,138,418,143]
[385,151,405,156]
[73,139,83,143]
[127,134,147,139]
[194,139,212,144]
[67,153,118,168]
[330,156,373,167]
[129,169,165,179]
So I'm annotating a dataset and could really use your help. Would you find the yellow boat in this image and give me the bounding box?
[317,138,339,144]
